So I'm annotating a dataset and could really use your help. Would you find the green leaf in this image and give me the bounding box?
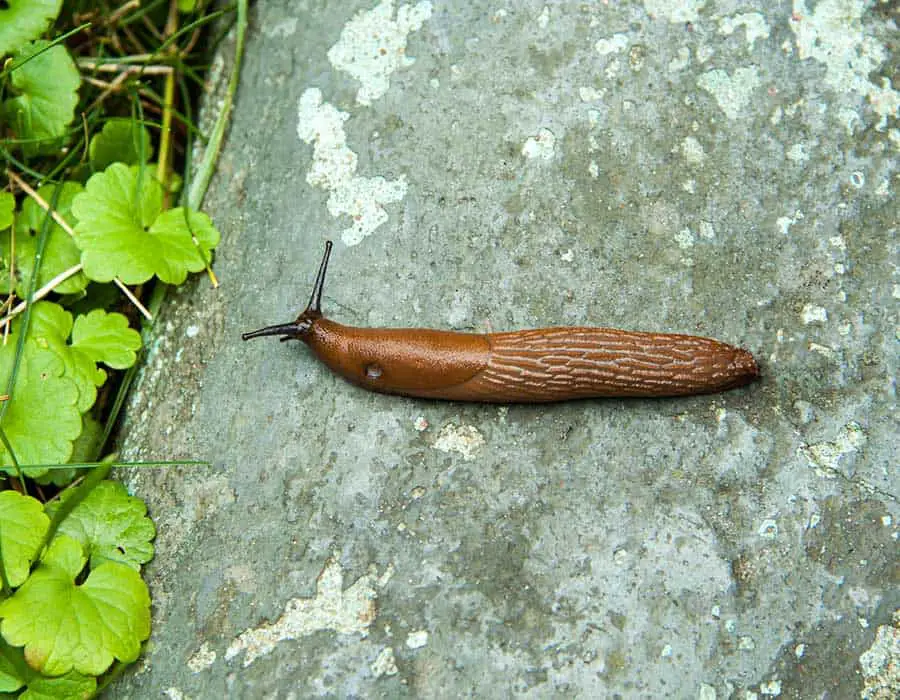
[0,640,28,693]
[1,41,80,156]
[71,309,141,370]
[17,301,102,413]
[49,480,155,571]
[13,304,139,414]
[0,535,151,676]
[0,182,88,297]
[0,1,62,58]
[21,670,96,700]
[0,340,81,477]
[0,491,50,588]
[177,0,197,12]
[0,641,96,700]
[89,119,153,172]
[0,193,13,230]
[72,163,220,284]
[34,416,102,487]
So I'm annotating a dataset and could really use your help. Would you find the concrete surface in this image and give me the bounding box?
[113,1,897,697]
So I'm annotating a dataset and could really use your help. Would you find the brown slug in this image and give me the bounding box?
[242,242,759,402]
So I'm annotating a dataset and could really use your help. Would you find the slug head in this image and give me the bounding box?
[241,240,333,343]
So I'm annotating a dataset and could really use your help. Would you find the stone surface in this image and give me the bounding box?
[113,1,897,697]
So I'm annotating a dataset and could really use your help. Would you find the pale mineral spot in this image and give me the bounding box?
[595,33,629,56]
[187,641,217,673]
[718,12,770,49]
[697,682,717,700]
[799,421,867,477]
[800,304,827,325]
[225,552,392,667]
[433,423,486,461]
[537,5,550,30]
[859,610,900,700]
[681,136,706,165]
[406,629,429,649]
[675,228,695,249]
[297,88,407,246]
[644,0,705,24]
[776,210,804,235]
[786,143,810,164]
[790,0,899,130]
[697,66,762,120]
[327,0,433,106]
[370,646,398,677]
[522,128,556,160]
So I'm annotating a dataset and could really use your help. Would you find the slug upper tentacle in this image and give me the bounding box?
[242,242,760,402]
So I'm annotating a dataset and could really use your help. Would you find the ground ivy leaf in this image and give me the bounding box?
[0,641,26,693]
[71,309,141,370]
[71,163,165,283]
[8,181,89,296]
[0,340,80,477]
[15,301,103,413]
[35,415,102,487]
[72,164,219,284]
[1,41,80,156]
[89,118,153,172]
[0,1,62,58]
[22,299,71,339]
[0,193,13,230]
[40,534,85,578]
[49,480,155,571]
[21,670,96,700]
[0,640,96,700]
[0,491,50,588]
[147,207,220,283]
[0,535,151,676]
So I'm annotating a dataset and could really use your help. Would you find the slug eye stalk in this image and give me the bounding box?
[241,241,333,342]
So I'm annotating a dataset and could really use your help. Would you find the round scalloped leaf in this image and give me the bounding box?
[1,41,80,156]
[0,535,151,677]
[35,415,102,487]
[21,669,96,700]
[0,491,50,588]
[71,309,141,370]
[3,181,88,296]
[146,207,219,282]
[89,118,154,172]
[71,163,220,284]
[0,193,13,230]
[16,301,103,413]
[0,641,22,692]
[0,638,97,699]
[0,1,62,57]
[0,339,81,477]
[50,480,155,571]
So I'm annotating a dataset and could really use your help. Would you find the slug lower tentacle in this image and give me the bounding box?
[242,241,760,402]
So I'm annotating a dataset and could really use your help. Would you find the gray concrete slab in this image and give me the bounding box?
[113,1,897,697]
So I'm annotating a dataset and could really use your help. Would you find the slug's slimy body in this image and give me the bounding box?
[243,242,759,402]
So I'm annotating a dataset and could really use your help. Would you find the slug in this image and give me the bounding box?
[242,242,759,402]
